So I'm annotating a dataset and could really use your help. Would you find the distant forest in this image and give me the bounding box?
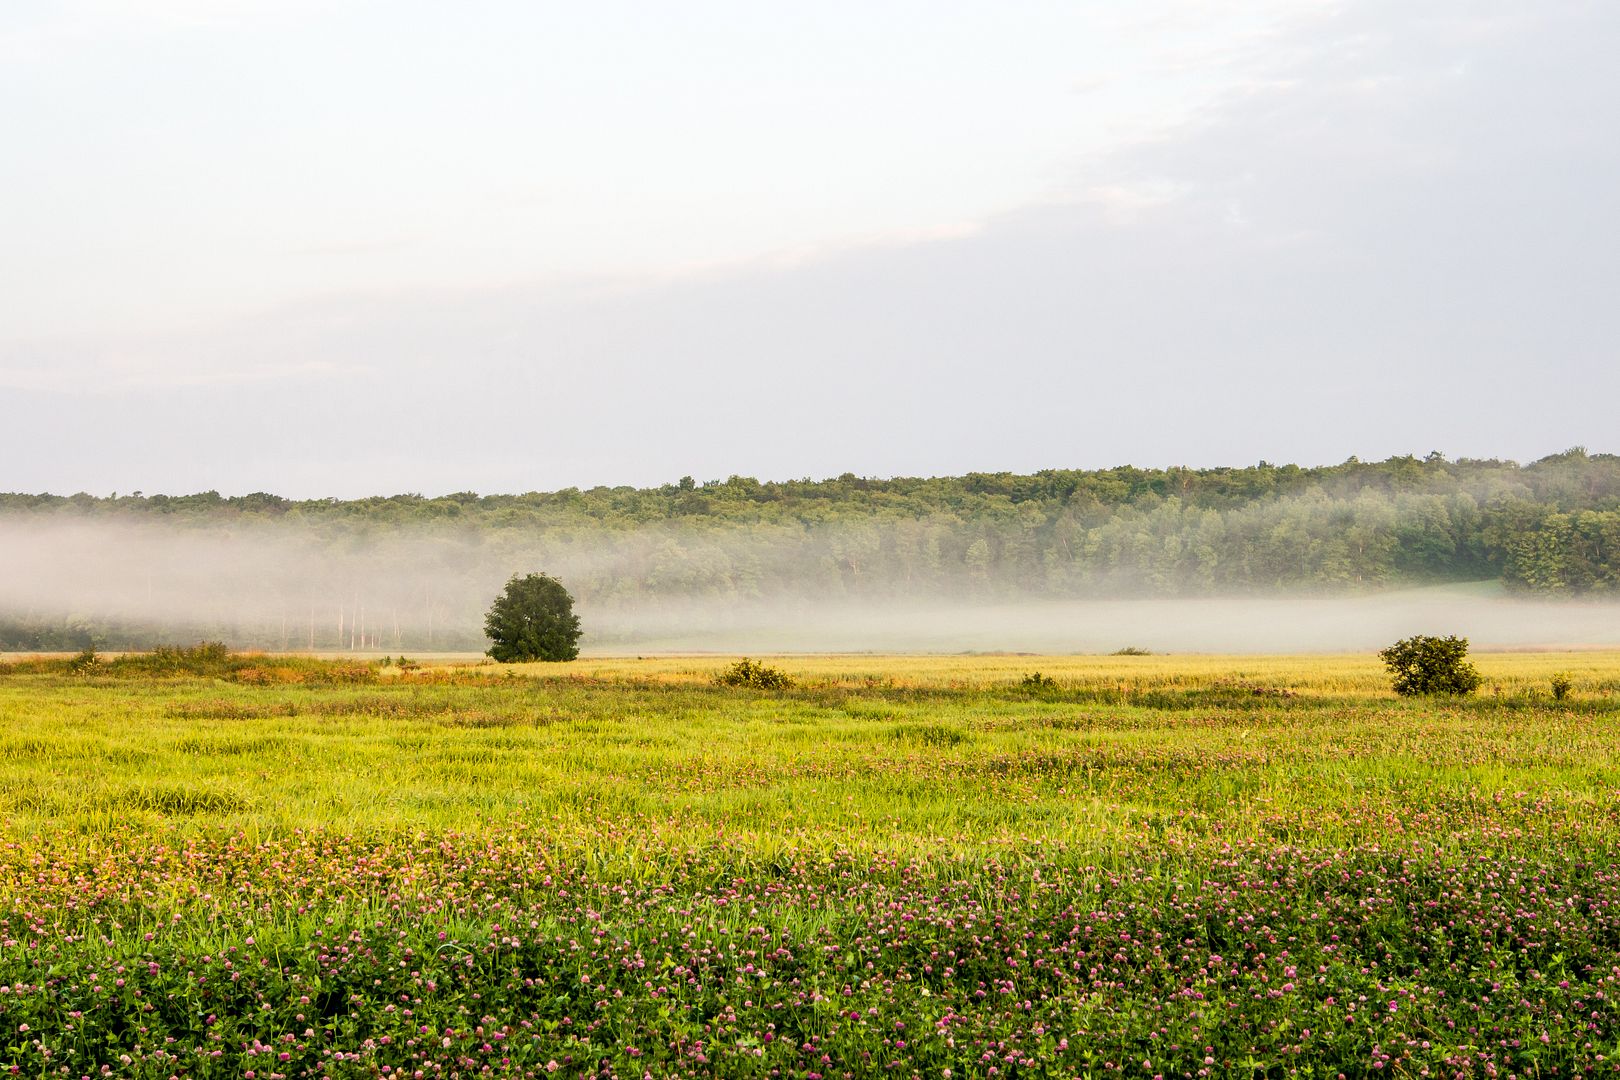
[2,450,1617,651]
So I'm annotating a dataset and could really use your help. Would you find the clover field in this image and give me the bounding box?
[1,650,1619,1078]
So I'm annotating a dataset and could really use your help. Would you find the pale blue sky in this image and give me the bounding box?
[2,1,1615,496]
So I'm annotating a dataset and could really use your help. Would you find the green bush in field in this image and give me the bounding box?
[1551,671,1574,700]
[1379,634,1483,696]
[125,641,233,676]
[484,573,582,663]
[1021,671,1058,689]
[714,657,793,690]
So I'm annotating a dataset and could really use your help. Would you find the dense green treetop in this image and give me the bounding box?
[3,450,1616,527]
[484,573,582,663]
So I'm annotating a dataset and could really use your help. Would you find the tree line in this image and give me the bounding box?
[1,450,1615,650]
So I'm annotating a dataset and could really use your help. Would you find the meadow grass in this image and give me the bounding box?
[0,651,1614,848]
[1,651,1619,1077]
[408,649,1620,694]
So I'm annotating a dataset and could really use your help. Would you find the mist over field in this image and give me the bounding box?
[2,455,1615,653]
[589,591,1620,655]
[2,512,1616,654]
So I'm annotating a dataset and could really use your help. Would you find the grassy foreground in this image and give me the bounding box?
[0,650,1618,1077]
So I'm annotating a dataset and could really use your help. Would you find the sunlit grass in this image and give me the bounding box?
[3,651,1620,1074]
[0,652,1615,852]
[499,648,1620,694]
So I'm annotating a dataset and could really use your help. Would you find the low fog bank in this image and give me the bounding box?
[0,519,1615,653]
[586,590,1620,654]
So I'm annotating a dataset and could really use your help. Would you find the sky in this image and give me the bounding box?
[2,0,1615,498]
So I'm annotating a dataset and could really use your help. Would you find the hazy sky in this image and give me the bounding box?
[3,0,1615,497]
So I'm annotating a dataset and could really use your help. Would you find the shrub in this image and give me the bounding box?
[1112,646,1153,656]
[1551,672,1574,700]
[714,658,793,690]
[1021,672,1058,689]
[1379,635,1483,696]
[141,642,233,676]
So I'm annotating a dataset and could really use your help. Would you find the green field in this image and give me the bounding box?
[1,650,1619,1077]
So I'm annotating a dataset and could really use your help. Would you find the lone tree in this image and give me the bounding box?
[1379,634,1482,696]
[484,573,581,662]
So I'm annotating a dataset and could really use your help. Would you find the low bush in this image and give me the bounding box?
[113,641,234,677]
[1379,634,1483,696]
[714,658,794,690]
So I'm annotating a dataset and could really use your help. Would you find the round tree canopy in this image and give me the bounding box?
[484,573,581,662]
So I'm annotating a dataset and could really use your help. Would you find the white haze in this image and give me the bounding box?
[2,520,1616,654]
[589,594,1620,655]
